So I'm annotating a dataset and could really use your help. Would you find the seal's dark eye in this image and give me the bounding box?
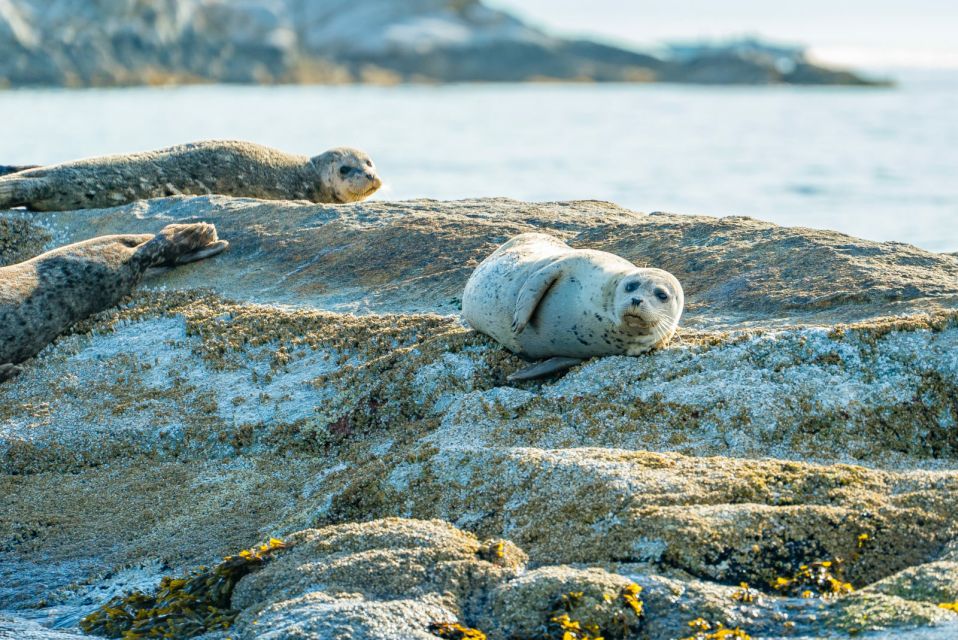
[654,287,670,301]
[366,160,373,167]
[624,281,640,293]
[339,166,352,176]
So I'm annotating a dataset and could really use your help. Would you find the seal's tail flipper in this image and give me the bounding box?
[175,240,229,265]
[508,356,584,382]
[137,222,227,268]
[0,165,40,177]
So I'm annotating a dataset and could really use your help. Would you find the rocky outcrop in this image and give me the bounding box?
[0,0,880,87]
[1,197,957,638]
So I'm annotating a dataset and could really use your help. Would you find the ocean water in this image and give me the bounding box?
[1,70,956,252]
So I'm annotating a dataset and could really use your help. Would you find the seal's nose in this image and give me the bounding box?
[632,298,644,306]
[368,174,382,189]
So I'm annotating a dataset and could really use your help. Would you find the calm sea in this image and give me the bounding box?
[1,69,956,252]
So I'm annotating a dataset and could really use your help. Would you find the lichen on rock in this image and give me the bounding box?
[2,197,958,639]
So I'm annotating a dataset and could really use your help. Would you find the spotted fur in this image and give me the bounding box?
[0,141,381,211]
[0,223,226,380]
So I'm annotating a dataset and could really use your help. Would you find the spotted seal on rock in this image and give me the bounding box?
[462,232,684,380]
[0,223,227,382]
[0,141,382,211]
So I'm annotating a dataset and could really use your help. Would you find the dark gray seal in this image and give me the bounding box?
[0,141,381,211]
[0,223,227,382]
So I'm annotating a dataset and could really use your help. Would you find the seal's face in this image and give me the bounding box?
[319,148,382,203]
[612,268,684,346]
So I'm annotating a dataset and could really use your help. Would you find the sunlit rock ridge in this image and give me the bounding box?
[0,0,879,87]
[1,197,957,638]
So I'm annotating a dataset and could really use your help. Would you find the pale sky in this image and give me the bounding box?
[487,0,958,68]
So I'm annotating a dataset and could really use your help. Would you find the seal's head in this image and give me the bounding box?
[313,147,382,203]
[611,267,684,349]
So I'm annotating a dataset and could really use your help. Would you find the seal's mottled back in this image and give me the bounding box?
[0,141,381,211]
[0,223,227,382]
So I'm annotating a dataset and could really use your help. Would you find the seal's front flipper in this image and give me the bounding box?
[175,240,229,265]
[139,223,226,267]
[144,238,227,275]
[508,356,583,382]
[512,261,564,333]
[0,363,24,383]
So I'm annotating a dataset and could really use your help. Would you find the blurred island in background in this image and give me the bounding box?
[0,0,886,88]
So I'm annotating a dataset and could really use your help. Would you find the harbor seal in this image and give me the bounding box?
[0,141,382,211]
[462,232,684,380]
[0,223,227,382]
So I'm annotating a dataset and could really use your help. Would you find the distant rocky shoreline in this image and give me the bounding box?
[0,0,884,88]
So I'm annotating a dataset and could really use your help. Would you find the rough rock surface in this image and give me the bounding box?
[1,197,957,639]
[0,0,879,88]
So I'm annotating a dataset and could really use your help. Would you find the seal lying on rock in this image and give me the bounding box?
[0,141,382,211]
[0,223,227,382]
[463,232,684,381]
